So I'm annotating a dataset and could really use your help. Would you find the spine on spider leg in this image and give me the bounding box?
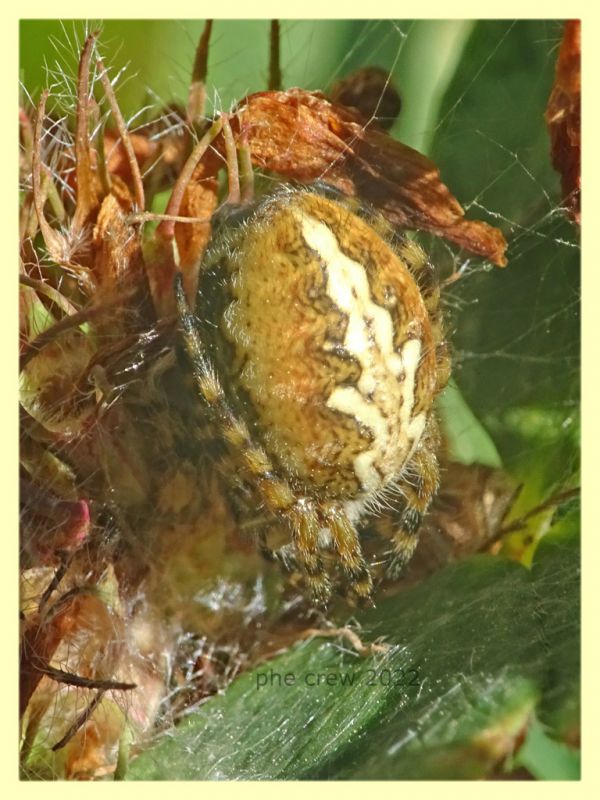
[175,272,235,414]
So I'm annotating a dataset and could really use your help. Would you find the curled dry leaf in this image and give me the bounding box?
[93,195,136,284]
[545,20,581,224]
[173,157,220,280]
[235,90,508,266]
[20,565,163,779]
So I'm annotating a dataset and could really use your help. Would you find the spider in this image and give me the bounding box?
[175,183,450,604]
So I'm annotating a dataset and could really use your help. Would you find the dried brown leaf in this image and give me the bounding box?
[238,89,508,265]
[546,20,581,224]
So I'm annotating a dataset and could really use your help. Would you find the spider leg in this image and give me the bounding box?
[259,537,298,572]
[394,239,450,395]
[288,502,331,603]
[323,505,373,602]
[256,509,331,602]
[176,275,330,602]
[376,417,441,579]
[258,513,332,604]
[240,517,297,572]
[216,466,300,573]
[383,505,425,579]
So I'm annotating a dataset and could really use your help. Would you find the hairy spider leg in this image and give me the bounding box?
[395,239,451,393]
[175,272,332,603]
[375,416,441,578]
[322,505,373,602]
[259,498,374,602]
[258,505,373,604]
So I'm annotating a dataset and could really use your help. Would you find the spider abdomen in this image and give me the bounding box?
[199,191,438,502]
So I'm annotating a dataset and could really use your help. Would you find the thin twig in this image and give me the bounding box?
[37,555,70,614]
[498,487,580,536]
[237,110,255,204]
[222,114,240,205]
[19,273,79,316]
[31,90,66,261]
[129,211,214,226]
[96,120,113,197]
[72,32,100,234]
[20,287,137,371]
[300,627,391,657]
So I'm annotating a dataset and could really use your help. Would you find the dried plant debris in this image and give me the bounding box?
[546,20,581,224]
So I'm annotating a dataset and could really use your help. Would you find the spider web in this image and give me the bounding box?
[19,19,580,779]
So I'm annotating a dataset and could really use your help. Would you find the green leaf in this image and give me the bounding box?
[437,379,502,468]
[513,718,580,780]
[126,510,579,780]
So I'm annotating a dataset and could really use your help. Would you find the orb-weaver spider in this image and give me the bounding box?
[175,182,450,604]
